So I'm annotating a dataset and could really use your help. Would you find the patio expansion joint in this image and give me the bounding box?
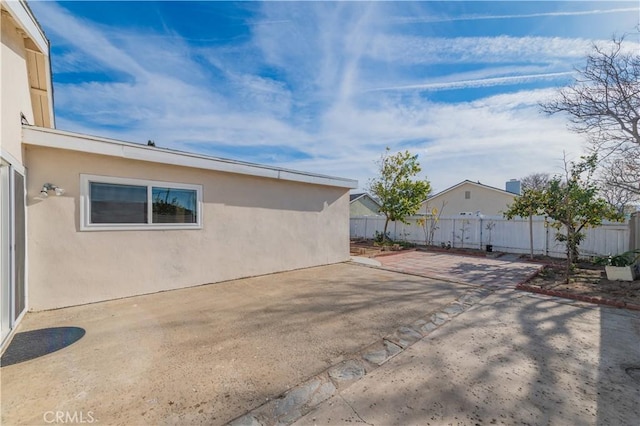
[336,392,374,426]
[225,286,495,426]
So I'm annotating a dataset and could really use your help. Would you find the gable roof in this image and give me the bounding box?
[350,192,365,202]
[427,180,517,201]
[22,126,358,189]
[349,192,381,206]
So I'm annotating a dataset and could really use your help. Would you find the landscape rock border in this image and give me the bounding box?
[516,283,640,311]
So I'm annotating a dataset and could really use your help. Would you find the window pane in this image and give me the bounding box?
[90,182,147,224]
[152,187,197,224]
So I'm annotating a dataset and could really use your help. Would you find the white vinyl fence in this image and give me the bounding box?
[350,215,630,259]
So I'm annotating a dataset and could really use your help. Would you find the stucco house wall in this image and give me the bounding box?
[0,0,357,324]
[2,10,33,162]
[1,0,56,350]
[1,1,54,163]
[421,180,516,217]
[25,141,352,310]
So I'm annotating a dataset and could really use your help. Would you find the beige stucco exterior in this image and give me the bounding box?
[2,8,32,162]
[1,1,53,163]
[421,181,516,217]
[1,0,56,350]
[25,144,351,310]
[0,1,356,320]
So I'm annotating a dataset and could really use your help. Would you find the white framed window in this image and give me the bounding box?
[80,175,202,231]
[464,190,471,199]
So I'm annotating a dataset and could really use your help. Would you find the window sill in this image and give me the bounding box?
[79,224,202,232]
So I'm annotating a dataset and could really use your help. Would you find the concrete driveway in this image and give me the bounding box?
[1,262,474,425]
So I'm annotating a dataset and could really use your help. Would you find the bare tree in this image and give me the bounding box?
[541,37,640,194]
[598,155,639,213]
[521,172,550,192]
[600,150,640,194]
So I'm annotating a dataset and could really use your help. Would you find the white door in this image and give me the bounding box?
[1,159,26,346]
[1,160,11,343]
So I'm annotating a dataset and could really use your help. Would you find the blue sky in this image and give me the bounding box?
[30,1,639,193]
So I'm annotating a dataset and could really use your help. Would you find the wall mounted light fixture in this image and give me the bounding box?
[40,183,65,198]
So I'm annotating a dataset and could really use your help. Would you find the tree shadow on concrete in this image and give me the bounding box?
[596,306,640,425]
[377,251,540,287]
[446,261,539,286]
[0,264,473,425]
[325,290,640,425]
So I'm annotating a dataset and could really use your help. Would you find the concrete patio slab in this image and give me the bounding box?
[1,263,471,425]
[296,290,640,426]
[377,251,541,287]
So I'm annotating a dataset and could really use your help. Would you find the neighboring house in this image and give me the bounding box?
[0,1,357,351]
[349,193,381,216]
[420,180,517,217]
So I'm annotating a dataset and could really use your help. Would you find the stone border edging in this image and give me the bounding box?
[516,283,640,311]
[515,266,546,287]
[516,264,640,311]
[371,247,418,258]
[226,287,493,426]
[415,246,498,258]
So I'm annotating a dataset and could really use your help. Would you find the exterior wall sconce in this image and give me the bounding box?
[40,183,65,197]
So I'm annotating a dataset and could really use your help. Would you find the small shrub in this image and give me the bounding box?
[595,250,640,267]
[374,231,391,244]
[398,241,415,248]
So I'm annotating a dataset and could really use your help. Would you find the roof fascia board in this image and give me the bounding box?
[350,193,381,207]
[121,146,279,180]
[277,170,356,188]
[427,181,468,200]
[469,181,516,197]
[363,194,381,207]
[349,193,365,203]
[22,126,358,189]
[3,0,48,54]
[428,180,514,201]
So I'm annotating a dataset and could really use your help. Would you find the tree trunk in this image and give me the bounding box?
[383,217,390,243]
[565,225,576,284]
[529,214,534,259]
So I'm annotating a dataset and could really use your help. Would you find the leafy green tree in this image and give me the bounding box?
[505,155,623,282]
[519,172,551,259]
[368,148,431,243]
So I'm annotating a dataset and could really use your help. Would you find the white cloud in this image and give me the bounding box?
[368,72,574,92]
[34,2,147,77]
[391,7,639,24]
[368,35,601,65]
[30,1,632,194]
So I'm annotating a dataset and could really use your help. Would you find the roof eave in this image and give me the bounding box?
[427,179,516,200]
[22,126,358,189]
